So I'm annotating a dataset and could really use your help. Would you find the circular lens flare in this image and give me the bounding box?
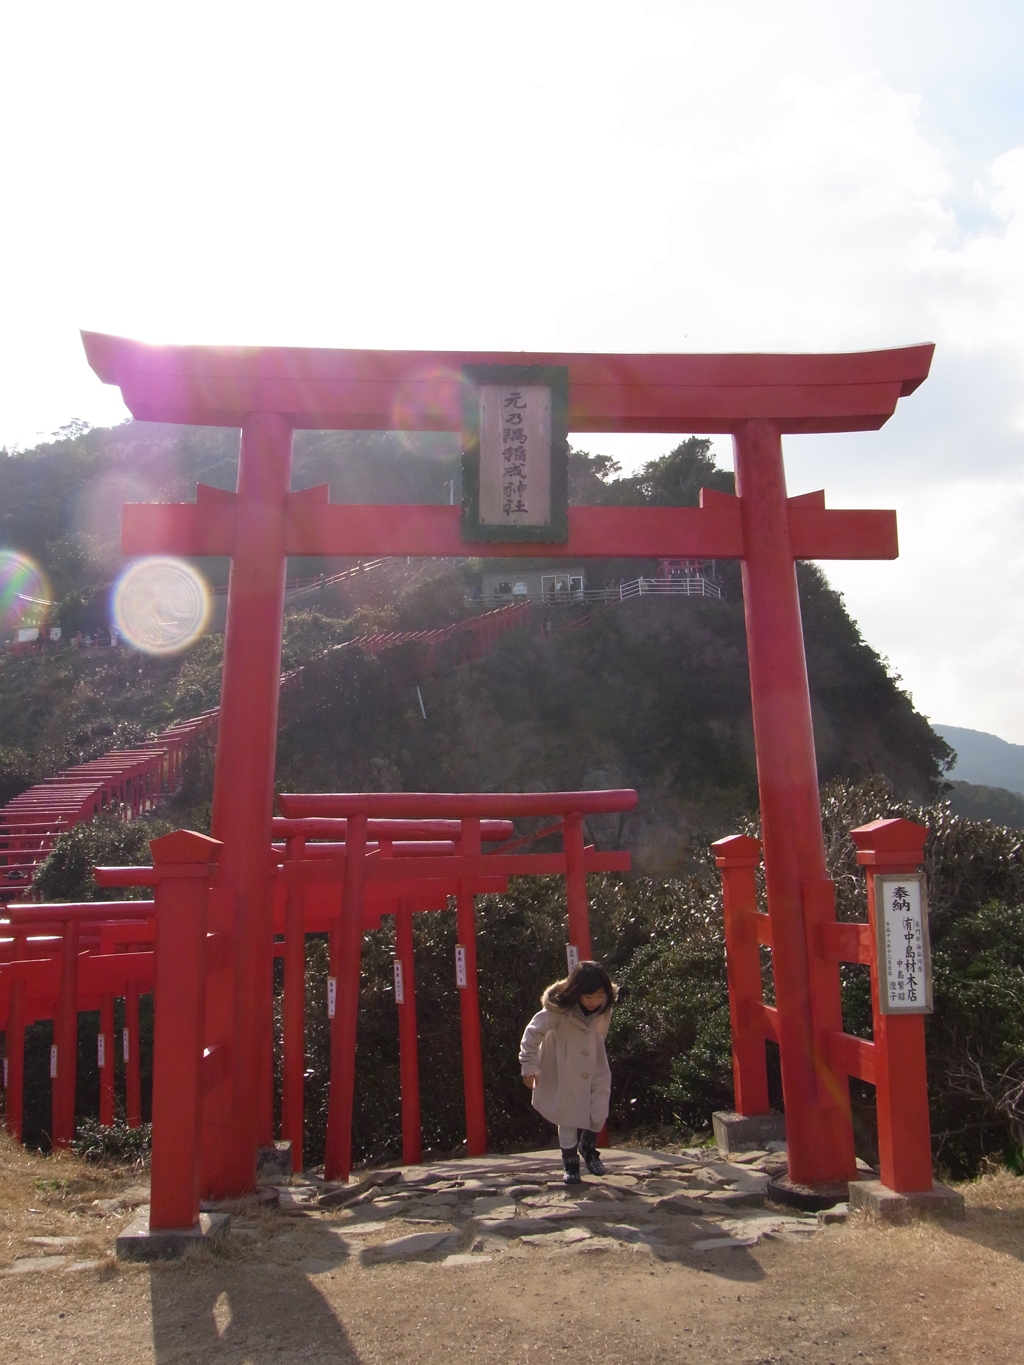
[113,558,211,655]
[0,550,51,632]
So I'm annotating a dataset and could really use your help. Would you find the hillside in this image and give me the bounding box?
[946,780,1024,830]
[270,565,949,871]
[0,423,952,870]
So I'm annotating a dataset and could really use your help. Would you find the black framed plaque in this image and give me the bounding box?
[461,364,569,543]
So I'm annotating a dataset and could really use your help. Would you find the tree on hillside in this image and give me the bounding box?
[568,449,621,503]
[569,438,735,508]
[31,810,172,901]
[47,533,114,637]
[610,437,736,507]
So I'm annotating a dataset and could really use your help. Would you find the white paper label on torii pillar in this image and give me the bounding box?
[393,960,406,1005]
[566,944,580,974]
[327,976,338,1019]
[123,1028,130,1063]
[455,945,468,989]
[97,1034,106,1069]
[50,1045,58,1079]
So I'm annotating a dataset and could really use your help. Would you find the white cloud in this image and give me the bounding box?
[1,0,1023,740]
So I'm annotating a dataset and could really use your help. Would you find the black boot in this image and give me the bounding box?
[561,1146,581,1186]
[578,1129,606,1176]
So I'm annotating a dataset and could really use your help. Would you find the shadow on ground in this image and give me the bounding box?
[149,1261,361,1364]
[941,1208,1024,1266]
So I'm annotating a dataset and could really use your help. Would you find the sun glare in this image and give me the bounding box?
[0,550,51,633]
[112,557,211,655]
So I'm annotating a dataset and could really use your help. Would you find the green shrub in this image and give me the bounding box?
[71,1116,151,1168]
[31,809,172,901]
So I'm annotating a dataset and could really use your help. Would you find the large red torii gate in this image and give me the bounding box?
[82,332,933,1199]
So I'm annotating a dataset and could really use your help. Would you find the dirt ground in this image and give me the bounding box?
[2,1137,1023,1365]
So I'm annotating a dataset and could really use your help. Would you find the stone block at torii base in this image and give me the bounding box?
[116,1209,231,1261]
[713,1110,787,1156]
[847,1179,965,1223]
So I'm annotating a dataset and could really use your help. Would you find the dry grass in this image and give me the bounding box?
[0,1130,1023,1363]
[0,1129,148,1269]
[957,1163,1024,1211]
[941,1164,1024,1263]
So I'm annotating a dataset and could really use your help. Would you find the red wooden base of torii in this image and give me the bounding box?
[82,332,934,1199]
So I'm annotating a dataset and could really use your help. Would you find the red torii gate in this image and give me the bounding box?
[1,902,154,1144]
[274,791,635,1180]
[82,332,933,1198]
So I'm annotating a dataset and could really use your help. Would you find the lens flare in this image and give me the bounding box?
[0,550,51,632]
[390,364,464,434]
[113,558,211,655]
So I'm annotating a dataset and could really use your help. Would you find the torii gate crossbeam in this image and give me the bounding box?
[83,332,933,1197]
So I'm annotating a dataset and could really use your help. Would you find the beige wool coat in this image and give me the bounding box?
[519,983,613,1131]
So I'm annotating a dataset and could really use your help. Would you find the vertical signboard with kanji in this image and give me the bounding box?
[874,873,933,1014]
[455,944,469,989]
[461,364,569,542]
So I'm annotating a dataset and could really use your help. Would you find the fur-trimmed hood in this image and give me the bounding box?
[540,978,619,1014]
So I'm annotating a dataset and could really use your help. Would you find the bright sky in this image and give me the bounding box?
[2,1,1023,740]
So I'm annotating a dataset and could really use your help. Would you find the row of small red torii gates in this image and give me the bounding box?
[1,795,632,1215]
[1,804,930,1226]
[0,711,219,897]
[2,332,940,1232]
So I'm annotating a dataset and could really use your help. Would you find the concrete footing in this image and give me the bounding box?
[116,1209,231,1261]
[847,1179,966,1222]
[257,1141,293,1183]
[713,1110,786,1155]
[766,1174,850,1212]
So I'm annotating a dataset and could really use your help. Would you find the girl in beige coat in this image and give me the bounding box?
[519,960,618,1185]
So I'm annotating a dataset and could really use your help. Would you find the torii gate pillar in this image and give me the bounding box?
[204,412,293,1192]
[735,419,854,1179]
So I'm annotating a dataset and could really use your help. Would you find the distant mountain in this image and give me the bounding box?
[934,725,1024,796]
[946,781,1024,830]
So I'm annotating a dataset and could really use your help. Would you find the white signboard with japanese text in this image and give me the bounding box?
[874,874,933,1014]
[566,944,580,974]
[393,960,406,1005]
[97,1033,106,1069]
[477,384,553,529]
[327,975,338,1019]
[455,944,468,989]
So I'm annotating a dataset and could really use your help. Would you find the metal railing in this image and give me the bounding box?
[211,559,387,600]
[618,575,722,601]
[473,575,723,609]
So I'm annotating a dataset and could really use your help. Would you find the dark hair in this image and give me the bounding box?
[551,960,617,1015]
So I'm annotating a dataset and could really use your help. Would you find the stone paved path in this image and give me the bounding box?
[253,1143,836,1269]
[3,1143,849,1278]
